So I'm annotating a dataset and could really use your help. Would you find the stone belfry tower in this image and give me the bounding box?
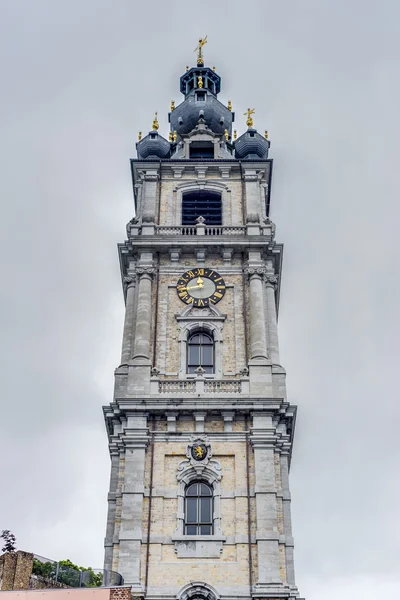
[103,41,304,600]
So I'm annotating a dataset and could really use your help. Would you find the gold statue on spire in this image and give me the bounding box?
[152,112,159,131]
[195,36,207,66]
[243,108,255,128]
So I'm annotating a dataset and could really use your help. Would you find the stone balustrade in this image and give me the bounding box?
[154,378,248,394]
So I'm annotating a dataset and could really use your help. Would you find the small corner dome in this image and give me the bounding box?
[234,128,270,160]
[136,131,170,160]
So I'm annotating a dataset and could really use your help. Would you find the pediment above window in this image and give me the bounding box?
[176,303,226,322]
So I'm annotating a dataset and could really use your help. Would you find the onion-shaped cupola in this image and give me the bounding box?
[234,109,270,160]
[136,113,170,160]
[169,37,234,139]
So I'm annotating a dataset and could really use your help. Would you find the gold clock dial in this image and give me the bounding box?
[176,268,226,307]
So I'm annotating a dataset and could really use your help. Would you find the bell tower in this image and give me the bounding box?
[103,42,304,600]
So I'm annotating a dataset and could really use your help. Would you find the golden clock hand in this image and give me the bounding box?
[186,283,204,291]
[197,276,203,285]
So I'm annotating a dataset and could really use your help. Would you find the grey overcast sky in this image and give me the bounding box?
[0,1,399,598]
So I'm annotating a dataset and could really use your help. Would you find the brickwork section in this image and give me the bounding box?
[157,173,244,228]
[110,586,132,600]
[155,270,246,376]
[137,439,272,592]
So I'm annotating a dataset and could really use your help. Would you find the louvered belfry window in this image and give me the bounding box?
[182,191,222,226]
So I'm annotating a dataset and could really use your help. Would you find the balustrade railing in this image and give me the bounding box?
[154,225,246,236]
[204,380,242,393]
[154,378,247,394]
[158,380,196,393]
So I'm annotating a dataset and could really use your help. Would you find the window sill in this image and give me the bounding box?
[172,534,226,558]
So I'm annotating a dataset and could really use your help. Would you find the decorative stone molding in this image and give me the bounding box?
[175,304,226,379]
[244,266,267,278]
[173,438,224,557]
[142,171,159,182]
[172,166,185,178]
[178,582,220,600]
[263,216,276,239]
[247,212,260,223]
[123,275,136,291]
[186,435,212,465]
[126,216,139,236]
[265,274,279,289]
[135,266,156,278]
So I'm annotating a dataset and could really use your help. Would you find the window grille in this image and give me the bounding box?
[182,191,222,225]
[184,482,213,535]
[187,331,214,374]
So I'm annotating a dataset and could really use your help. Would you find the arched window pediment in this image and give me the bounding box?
[178,582,220,600]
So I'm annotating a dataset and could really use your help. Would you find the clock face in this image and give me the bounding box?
[191,443,208,461]
[176,268,226,307]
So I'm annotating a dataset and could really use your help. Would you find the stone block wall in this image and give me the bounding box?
[0,551,33,591]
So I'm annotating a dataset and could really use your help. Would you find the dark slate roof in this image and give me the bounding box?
[234,128,270,160]
[136,131,170,160]
[170,91,233,138]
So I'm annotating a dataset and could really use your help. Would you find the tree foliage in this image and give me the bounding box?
[1,530,16,553]
[32,558,102,587]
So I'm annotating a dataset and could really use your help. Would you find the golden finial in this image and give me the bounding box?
[228,100,232,111]
[186,65,189,72]
[198,75,203,89]
[243,108,255,128]
[138,131,142,141]
[194,35,207,66]
[152,112,159,131]
[264,130,269,139]
[212,66,216,71]
[168,131,173,142]
[224,129,229,141]
[233,129,237,140]
[173,130,177,142]
[170,100,175,111]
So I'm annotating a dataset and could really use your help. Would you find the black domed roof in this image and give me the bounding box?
[170,91,233,138]
[234,128,270,160]
[136,131,170,160]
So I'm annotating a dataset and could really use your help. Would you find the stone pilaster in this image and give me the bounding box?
[281,451,296,586]
[251,412,282,589]
[265,274,280,365]
[120,275,136,365]
[247,268,268,361]
[243,169,261,234]
[141,170,159,230]
[132,268,154,363]
[104,448,120,572]
[118,413,149,590]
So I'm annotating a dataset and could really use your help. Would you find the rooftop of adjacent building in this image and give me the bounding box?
[0,551,124,594]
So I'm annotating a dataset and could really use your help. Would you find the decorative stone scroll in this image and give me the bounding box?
[244,265,267,278]
[265,274,279,289]
[135,266,156,278]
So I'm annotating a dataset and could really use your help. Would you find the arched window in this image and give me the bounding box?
[184,482,213,535]
[187,331,214,374]
[182,191,222,225]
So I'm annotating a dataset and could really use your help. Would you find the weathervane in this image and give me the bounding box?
[244,108,255,128]
[195,36,207,66]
